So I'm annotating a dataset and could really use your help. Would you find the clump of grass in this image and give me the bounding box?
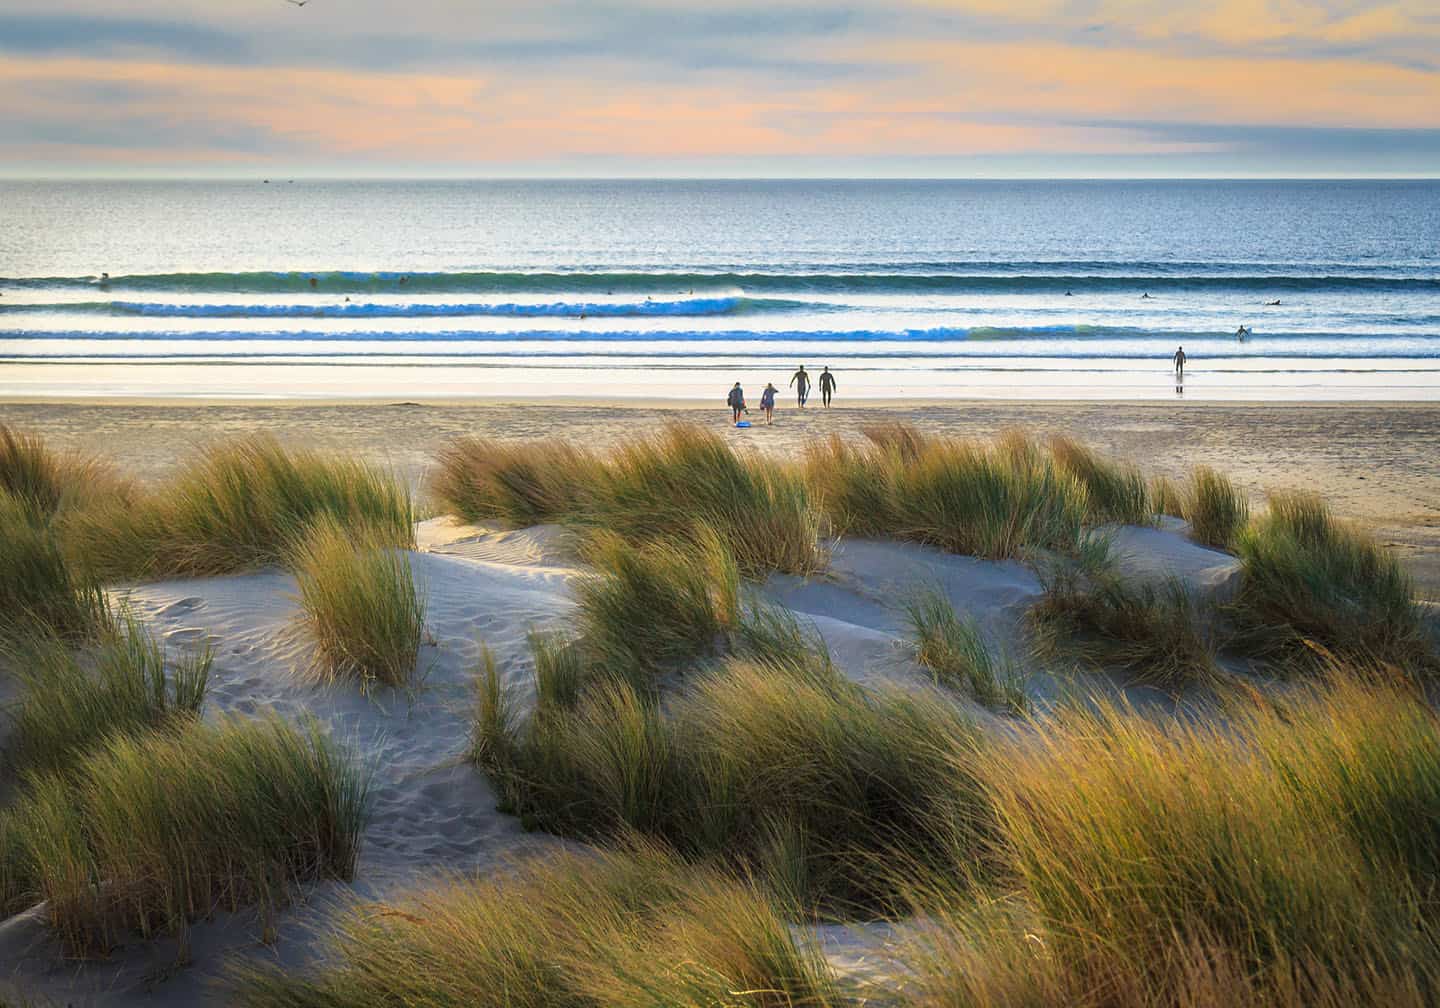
[1234,491,1432,672]
[732,600,836,682]
[900,675,1440,1005]
[229,841,841,1008]
[68,435,414,581]
[3,715,367,957]
[5,613,210,775]
[1184,465,1250,550]
[474,654,989,914]
[0,489,107,643]
[1030,538,1219,688]
[291,518,424,690]
[0,425,132,519]
[802,435,898,537]
[428,436,602,525]
[589,425,821,577]
[1150,473,1187,518]
[430,425,822,577]
[896,435,1090,559]
[1049,434,1153,526]
[576,529,739,689]
[902,588,1027,712]
[807,426,1089,560]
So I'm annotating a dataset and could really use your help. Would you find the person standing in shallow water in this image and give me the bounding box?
[819,366,837,407]
[760,382,777,424]
[727,382,747,424]
[790,365,810,408]
[1173,345,1186,376]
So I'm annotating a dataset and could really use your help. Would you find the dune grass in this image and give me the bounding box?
[4,613,209,775]
[428,435,602,525]
[574,529,740,690]
[291,518,424,689]
[230,840,842,1008]
[898,674,1440,1006]
[584,425,821,577]
[0,425,132,519]
[1048,434,1154,526]
[901,588,1027,712]
[1185,464,1250,550]
[1234,490,1432,671]
[806,427,1090,560]
[66,435,414,581]
[1031,576,1220,688]
[1150,473,1187,518]
[431,425,821,577]
[0,489,108,644]
[474,653,988,914]
[1,715,367,957]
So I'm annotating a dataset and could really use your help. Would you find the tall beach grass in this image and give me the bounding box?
[474,654,989,914]
[899,673,1440,1005]
[231,841,841,1008]
[1235,490,1431,670]
[1,715,367,956]
[4,613,209,775]
[805,426,1090,559]
[1185,464,1250,550]
[0,489,107,644]
[291,518,424,689]
[430,424,821,576]
[1048,434,1153,526]
[67,435,414,581]
[901,588,1026,712]
[429,435,601,525]
[575,529,739,689]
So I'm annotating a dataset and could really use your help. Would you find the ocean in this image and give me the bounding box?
[1,179,1437,400]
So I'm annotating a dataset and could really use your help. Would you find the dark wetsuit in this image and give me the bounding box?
[819,370,836,406]
[790,370,810,407]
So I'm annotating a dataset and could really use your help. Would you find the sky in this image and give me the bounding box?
[2,1,1438,177]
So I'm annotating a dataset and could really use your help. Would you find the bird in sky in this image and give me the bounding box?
[285,0,308,6]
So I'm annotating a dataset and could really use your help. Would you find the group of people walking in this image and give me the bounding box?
[728,365,836,425]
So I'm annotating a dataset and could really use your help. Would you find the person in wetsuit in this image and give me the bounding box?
[819,366,837,407]
[1173,345,1186,376]
[790,365,811,408]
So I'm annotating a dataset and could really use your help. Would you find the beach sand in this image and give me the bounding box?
[3,396,1437,1004]
[5,397,1437,594]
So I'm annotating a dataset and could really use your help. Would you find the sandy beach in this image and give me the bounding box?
[5,397,1437,595]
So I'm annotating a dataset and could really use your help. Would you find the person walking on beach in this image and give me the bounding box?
[790,365,811,408]
[819,366,837,407]
[1173,345,1186,376]
[760,382,778,425]
[727,382,747,423]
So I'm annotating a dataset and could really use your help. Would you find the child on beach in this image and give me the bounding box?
[727,382,747,423]
[760,382,777,424]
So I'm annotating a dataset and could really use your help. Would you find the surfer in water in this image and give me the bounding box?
[727,382,747,424]
[1236,325,1251,340]
[760,383,778,425]
[790,365,811,408]
[1173,345,1186,376]
[819,366,837,407]
[1142,292,1152,299]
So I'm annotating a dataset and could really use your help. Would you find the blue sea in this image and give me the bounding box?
[1,179,1437,400]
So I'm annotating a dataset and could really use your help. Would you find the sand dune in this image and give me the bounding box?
[2,510,1251,1004]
